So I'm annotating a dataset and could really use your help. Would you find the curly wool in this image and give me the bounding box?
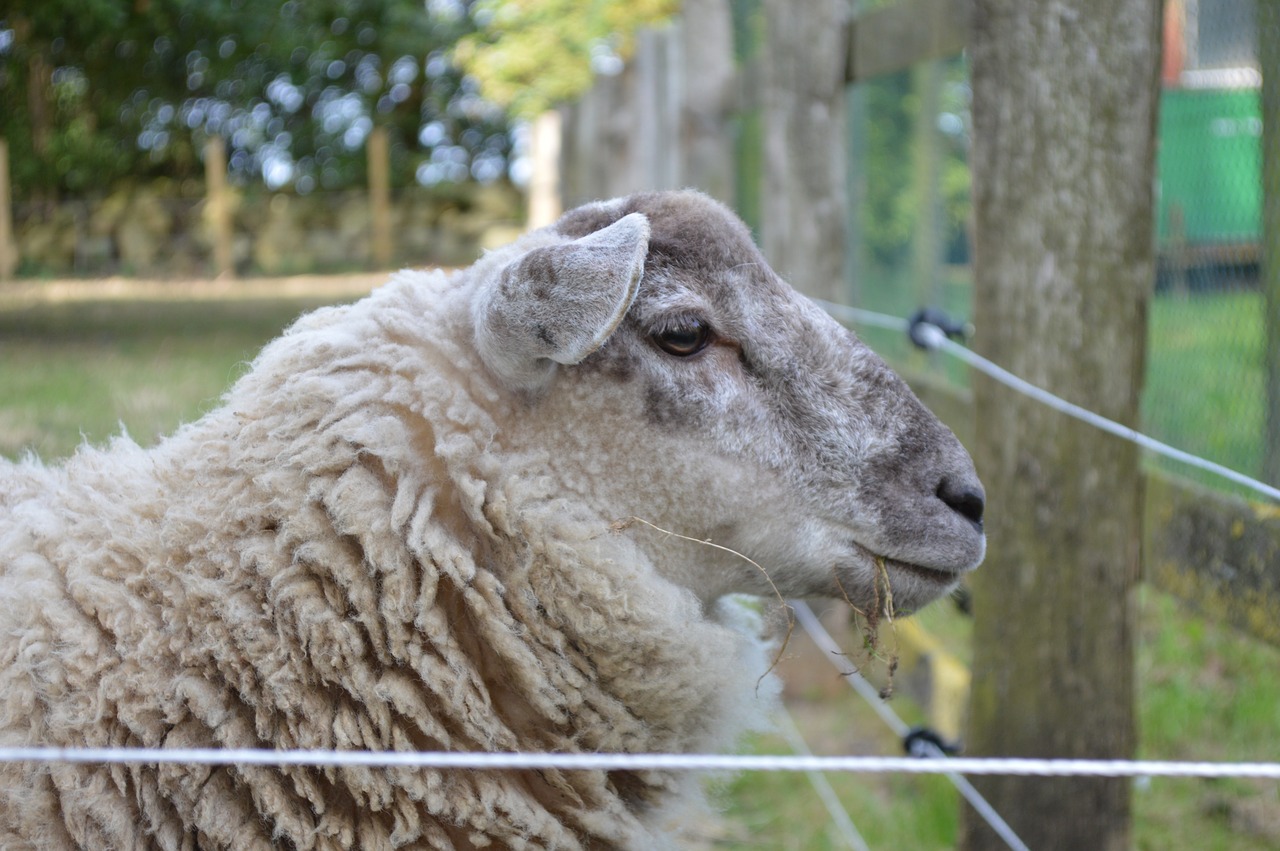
[0,267,774,850]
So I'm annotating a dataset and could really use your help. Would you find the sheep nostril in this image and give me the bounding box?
[937,479,985,529]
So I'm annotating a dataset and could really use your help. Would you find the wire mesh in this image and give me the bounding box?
[843,0,1274,491]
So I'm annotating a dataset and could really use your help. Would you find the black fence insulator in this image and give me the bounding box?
[903,726,962,758]
[907,307,972,350]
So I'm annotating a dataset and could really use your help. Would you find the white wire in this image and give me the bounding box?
[1,746,1278,778]
[791,602,1031,851]
[773,705,871,851]
[814,300,1280,504]
[790,602,908,738]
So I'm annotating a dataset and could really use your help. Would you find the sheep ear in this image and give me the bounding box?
[473,213,649,390]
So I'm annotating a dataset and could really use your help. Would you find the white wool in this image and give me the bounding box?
[0,190,985,849]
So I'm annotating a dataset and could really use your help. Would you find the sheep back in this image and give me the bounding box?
[0,264,774,850]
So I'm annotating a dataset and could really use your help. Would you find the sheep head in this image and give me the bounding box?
[472,190,984,617]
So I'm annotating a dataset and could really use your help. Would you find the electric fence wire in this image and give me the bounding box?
[773,704,871,851]
[813,299,1280,504]
[790,601,1032,851]
[2,745,1278,777]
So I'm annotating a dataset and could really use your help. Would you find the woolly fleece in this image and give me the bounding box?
[0,260,771,850]
[0,190,984,850]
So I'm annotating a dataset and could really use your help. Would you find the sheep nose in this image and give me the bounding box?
[937,476,985,530]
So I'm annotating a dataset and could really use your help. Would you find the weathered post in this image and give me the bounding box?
[368,126,393,269]
[759,0,849,302]
[204,136,234,279]
[679,0,738,207]
[1262,0,1280,486]
[0,139,14,281]
[960,1,1161,849]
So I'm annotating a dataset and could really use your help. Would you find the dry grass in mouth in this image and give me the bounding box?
[831,554,900,699]
[611,515,796,689]
[612,516,900,698]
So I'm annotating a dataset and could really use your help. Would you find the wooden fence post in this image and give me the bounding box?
[679,0,737,207]
[759,0,849,302]
[204,136,234,279]
[0,138,14,281]
[1261,0,1280,486]
[368,126,393,269]
[960,1,1161,848]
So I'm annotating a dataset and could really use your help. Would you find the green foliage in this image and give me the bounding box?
[454,0,679,117]
[856,57,971,270]
[0,0,511,196]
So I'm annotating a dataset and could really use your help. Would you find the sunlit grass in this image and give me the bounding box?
[0,296,351,460]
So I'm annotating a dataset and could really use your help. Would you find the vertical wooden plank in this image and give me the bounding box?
[759,0,849,302]
[527,111,563,230]
[680,0,738,206]
[204,136,234,280]
[556,100,588,209]
[368,126,393,269]
[634,29,661,191]
[960,1,1162,848]
[593,68,636,201]
[0,139,14,281]
[1261,0,1280,486]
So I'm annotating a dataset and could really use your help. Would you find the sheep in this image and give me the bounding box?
[0,190,986,850]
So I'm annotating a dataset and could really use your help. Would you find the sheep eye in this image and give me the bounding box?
[653,321,712,357]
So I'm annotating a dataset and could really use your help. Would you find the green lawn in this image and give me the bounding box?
[0,296,352,460]
[1,289,1277,849]
[1143,289,1269,494]
[713,590,1280,850]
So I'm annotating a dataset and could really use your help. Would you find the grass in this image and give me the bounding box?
[711,593,1280,850]
[0,295,353,460]
[1,285,1277,848]
[1143,289,1269,493]
[1133,590,1280,851]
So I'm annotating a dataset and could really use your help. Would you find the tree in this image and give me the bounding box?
[0,0,511,195]
[959,1,1161,849]
[453,0,678,118]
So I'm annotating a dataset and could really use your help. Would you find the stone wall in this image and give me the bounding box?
[12,182,525,278]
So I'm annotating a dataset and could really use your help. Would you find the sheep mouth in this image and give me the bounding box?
[882,558,964,584]
[848,540,966,585]
[836,543,967,617]
[867,558,965,618]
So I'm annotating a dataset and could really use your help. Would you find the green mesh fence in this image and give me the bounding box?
[841,0,1273,492]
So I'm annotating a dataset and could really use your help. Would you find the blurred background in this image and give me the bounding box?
[1,1,1278,849]
[0,0,1271,490]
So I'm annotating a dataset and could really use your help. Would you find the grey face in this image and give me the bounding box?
[475,191,985,617]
